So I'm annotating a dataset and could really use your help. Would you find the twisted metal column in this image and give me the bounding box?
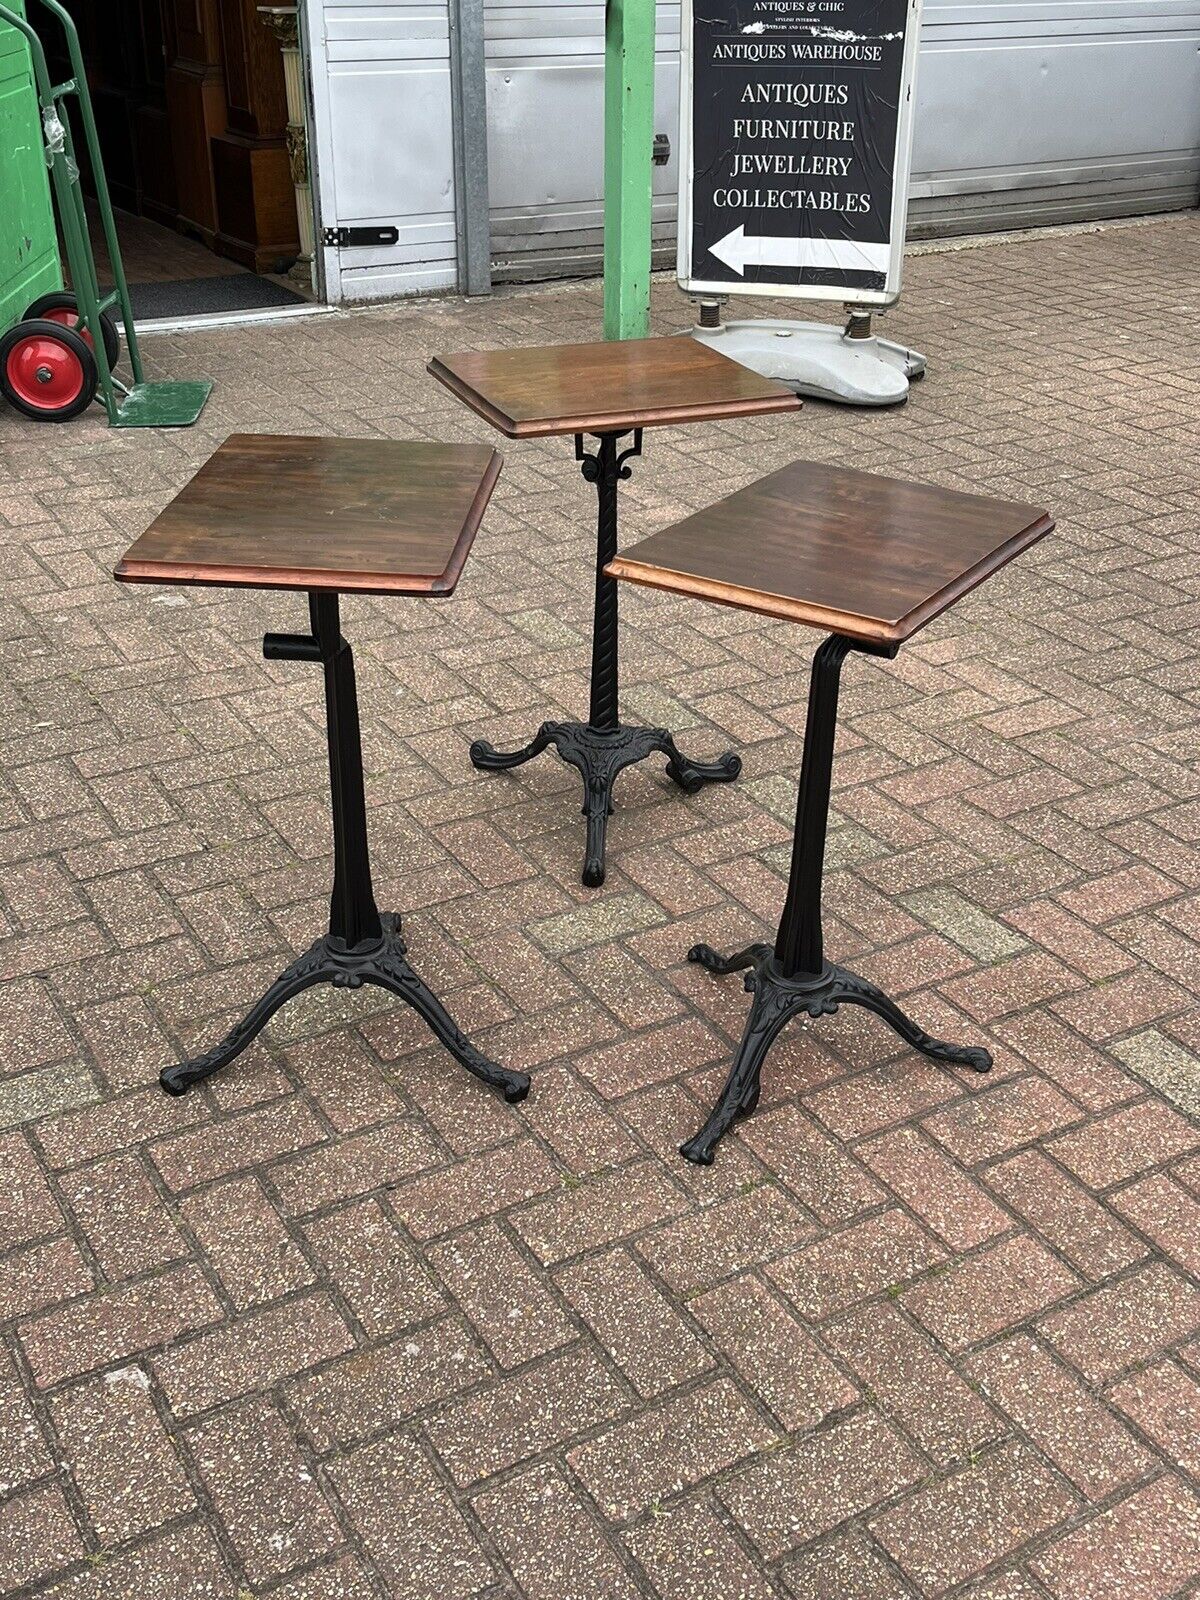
[468,429,740,884]
[579,430,639,731]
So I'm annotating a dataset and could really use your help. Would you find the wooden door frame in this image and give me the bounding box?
[300,0,336,302]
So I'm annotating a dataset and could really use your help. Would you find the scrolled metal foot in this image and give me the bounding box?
[160,937,333,1095]
[662,744,742,796]
[469,724,552,772]
[829,968,993,1074]
[365,920,530,1102]
[581,775,613,889]
[687,941,773,976]
[680,963,800,1165]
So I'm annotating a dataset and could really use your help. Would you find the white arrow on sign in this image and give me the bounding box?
[709,226,891,278]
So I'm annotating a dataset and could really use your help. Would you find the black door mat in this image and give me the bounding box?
[128,274,307,320]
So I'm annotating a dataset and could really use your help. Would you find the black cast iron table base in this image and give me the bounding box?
[470,719,740,889]
[470,429,740,887]
[160,592,529,1105]
[161,914,529,1100]
[679,942,990,1164]
[680,632,992,1164]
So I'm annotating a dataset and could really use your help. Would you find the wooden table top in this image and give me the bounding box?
[427,336,800,438]
[606,460,1053,647]
[114,434,503,595]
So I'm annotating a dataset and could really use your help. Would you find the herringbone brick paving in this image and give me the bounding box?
[0,214,1198,1598]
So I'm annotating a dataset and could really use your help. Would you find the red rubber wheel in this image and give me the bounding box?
[22,290,120,371]
[0,319,98,422]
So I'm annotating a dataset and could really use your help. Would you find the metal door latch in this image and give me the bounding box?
[322,226,399,248]
[653,133,670,166]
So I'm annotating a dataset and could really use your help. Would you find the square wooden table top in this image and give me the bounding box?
[427,335,801,438]
[606,459,1053,647]
[114,434,503,595]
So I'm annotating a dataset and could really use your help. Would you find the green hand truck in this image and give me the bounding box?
[0,0,211,425]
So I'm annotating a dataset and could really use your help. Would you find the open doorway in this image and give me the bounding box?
[36,0,320,320]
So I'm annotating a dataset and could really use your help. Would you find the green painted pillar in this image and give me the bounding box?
[602,0,655,340]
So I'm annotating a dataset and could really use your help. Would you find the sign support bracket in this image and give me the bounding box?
[691,303,925,407]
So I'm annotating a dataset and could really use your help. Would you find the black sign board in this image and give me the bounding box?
[677,0,920,304]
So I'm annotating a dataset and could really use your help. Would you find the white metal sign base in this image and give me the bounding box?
[690,318,924,407]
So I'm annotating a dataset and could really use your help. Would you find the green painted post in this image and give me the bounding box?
[602,0,655,340]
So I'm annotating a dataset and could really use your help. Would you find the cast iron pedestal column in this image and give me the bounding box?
[468,430,741,887]
[160,592,530,1103]
[680,633,992,1164]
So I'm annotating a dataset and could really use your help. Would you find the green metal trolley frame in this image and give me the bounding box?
[0,0,211,425]
[0,0,61,334]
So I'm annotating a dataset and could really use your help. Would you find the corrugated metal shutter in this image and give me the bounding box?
[484,0,682,282]
[483,0,1200,281]
[909,0,1200,235]
[309,0,1200,301]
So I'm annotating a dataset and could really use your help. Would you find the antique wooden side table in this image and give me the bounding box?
[428,336,800,885]
[607,459,1054,1163]
[115,433,530,1105]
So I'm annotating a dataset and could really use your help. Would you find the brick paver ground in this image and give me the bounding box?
[0,212,1198,1599]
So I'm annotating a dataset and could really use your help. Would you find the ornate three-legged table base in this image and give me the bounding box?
[161,594,529,1104]
[680,634,991,1164]
[471,719,738,890]
[162,914,528,1100]
[470,431,740,887]
[679,942,989,1164]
